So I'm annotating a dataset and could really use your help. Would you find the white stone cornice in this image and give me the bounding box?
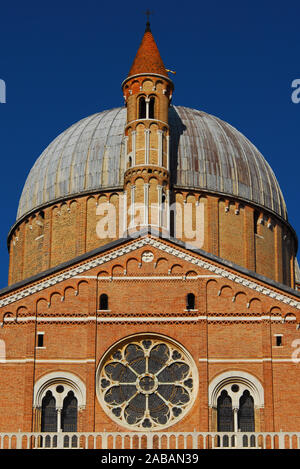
[0,315,294,325]
[0,236,299,309]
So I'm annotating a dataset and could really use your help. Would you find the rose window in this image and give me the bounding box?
[97,335,197,430]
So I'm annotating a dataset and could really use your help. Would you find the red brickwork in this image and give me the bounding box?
[1,235,300,433]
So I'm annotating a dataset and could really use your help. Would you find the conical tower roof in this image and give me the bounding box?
[128,22,169,78]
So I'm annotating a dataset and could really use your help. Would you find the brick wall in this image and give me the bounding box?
[1,237,300,433]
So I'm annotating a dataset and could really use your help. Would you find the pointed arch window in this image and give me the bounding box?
[217,390,233,431]
[209,371,263,438]
[41,391,57,432]
[238,390,255,432]
[62,391,78,432]
[34,371,86,440]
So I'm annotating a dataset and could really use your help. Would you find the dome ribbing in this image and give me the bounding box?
[16,105,287,221]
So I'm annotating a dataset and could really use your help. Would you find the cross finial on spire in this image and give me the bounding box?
[145,9,153,31]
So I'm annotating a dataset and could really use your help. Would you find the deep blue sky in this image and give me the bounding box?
[0,0,299,288]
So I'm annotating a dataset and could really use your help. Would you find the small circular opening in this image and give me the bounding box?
[56,385,64,393]
[231,384,239,393]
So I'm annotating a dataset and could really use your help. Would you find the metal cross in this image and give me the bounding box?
[145,10,153,22]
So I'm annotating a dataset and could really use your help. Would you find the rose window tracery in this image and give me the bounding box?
[97,335,197,430]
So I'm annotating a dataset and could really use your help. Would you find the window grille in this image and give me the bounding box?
[238,390,255,432]
[41,391,57,432]
[217,390,233,431]
[62,391,78,432]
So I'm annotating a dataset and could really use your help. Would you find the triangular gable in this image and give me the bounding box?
[0,234,299,310]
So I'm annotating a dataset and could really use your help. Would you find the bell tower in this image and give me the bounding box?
[121,20,174,235]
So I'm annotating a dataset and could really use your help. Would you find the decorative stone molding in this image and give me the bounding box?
[33,371,86,410]
[1,236,299,309]
[0,314,287,325]
[96,333,198,431]
[208,370,264,409]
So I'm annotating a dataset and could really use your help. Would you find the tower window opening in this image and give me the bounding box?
[138,96,155,119]
[149,97,155,119]
[186,293,195,310]
[99,294,109,311]
[139,97,146,119]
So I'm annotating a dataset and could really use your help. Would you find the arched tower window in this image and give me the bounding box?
[41,390,57,432]
[186,293,195,310]
[99,294,109,310]
[149,97,155,119]
[139,97,146,119]
[138,96,156,119]
[62,391,78,432]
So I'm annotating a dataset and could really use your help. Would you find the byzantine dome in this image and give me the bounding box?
[17,105,287,222]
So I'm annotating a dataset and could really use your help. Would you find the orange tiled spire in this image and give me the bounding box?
[128,21,169,78]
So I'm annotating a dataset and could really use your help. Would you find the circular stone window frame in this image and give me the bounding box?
[96,333,199,431]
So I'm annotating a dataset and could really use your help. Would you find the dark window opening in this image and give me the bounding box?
[139,97,146,119]
[254,211,259,234]
[37,333,44,348]
[100,293,109,310]
[276,335,282,346]
[41,391,57,432]
[149,97,155,119]
[238,390,255,432]
[186,293,195,310]
[217,390,233,432]
[62,391,78,432]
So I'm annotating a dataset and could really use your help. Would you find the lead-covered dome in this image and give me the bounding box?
[17,105,287,221]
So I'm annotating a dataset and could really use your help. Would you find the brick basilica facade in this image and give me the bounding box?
[0,22,300,443]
